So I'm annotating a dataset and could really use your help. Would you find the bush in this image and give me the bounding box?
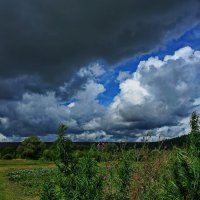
[2,153,13,160]
[41,125,104,200]
[17,136,46,160]
[73,150,85,159]
[42,149,55,161]
[143,119,200,200]
[0,146,16,159]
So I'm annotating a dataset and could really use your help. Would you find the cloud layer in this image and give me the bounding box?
[1,1,200,142]
[104,47,200,139]
[1,46,200,141]
[0,0,200,85]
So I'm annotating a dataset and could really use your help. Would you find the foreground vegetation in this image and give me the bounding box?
[0,112,199,199]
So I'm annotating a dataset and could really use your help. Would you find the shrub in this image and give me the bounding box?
[189,111,200,152]
[54,124,76,175]
[42,149,55,161]
[0,146,16,159]
[41,125,105,200]
[69,148,104,200]
[143,128,200,200]
[2,153,13,160]
[17,136,46,160]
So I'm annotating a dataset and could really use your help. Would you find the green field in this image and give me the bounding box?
[0,160,55,200]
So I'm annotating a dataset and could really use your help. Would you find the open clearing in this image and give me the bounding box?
[0,160,54,200]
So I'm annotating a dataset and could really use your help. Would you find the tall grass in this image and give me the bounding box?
[40,112,200,200]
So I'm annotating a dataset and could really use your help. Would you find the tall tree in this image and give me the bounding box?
[55,124,75,175]
[189,111,200,152]
[190,111,199,132]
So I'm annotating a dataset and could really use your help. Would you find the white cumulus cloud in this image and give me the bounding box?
[105,46,200,139]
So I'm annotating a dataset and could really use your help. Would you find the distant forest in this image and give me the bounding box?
[0,134,188,150]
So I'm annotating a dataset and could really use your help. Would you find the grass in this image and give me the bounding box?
[0,170,6,200]
[0,159,55,200]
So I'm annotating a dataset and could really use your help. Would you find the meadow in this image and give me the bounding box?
[0,143,199,200]
[0,112,199,200]
[0,159,55,200]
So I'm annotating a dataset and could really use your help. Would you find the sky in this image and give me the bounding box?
[0,0,200,142]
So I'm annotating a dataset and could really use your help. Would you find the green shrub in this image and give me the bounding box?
[42,149,55,161]
[0,146,16,159]
[17,136,46,160]
[143,141,200,199]
[2,153,13,160]
[41,141,104,200]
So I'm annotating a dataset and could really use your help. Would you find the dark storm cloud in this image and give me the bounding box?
[0,0,200,83]
[0,76,52,100]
